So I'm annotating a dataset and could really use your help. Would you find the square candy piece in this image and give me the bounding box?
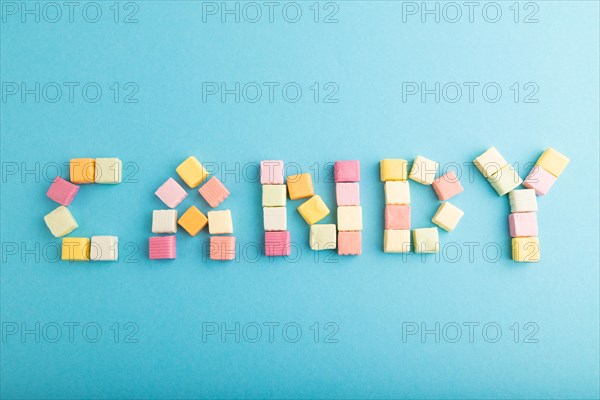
[512,237,540,262]
[409,155,439,185]
[413,227,439,253]
[44,206,78,237]
[178,206,208,236]
[432,171,463,201]
[62,237,90,261]
[287,173,314,200]
[262,185,287,207]
[432,202,464,232]
[487,164,522,196]
[152,210,178,234]
[338,231,361,255]
[337,206,363,231]
[336,183,360,206]
[380,159,408,181]
[523,165,557,196]
[384,229,411,253]
[265,231,291,257]
[297,195,330,225]
[536,148,569,178]
[149,236,176,260]
[155,178,188,208]
[385,181,410,205]
[208,210,233,234]
[90,236,118,261]
[385,205,410,230]
[509,189,538,213]
[70,158,95,184]
[176,156,209,188]
[473,147,507,178]
[334,160,360,183]
[264,207,287,231]
[95,158,122,184]
[310,224,337,251]
[508,212,538,237]
[260,160,284,184]
[199,176,230,208]
[210,236,236,261]
[47,176,79,206]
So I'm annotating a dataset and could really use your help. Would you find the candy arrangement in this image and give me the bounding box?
[335,160,362,255]
[261,160,291,257]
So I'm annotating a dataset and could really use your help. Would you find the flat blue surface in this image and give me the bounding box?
[1,1,599,399]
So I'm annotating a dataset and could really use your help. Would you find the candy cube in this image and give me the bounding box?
[487,164,522,196]
[297,195,330,225]
[90,236,118,261]
[473,147,507,178]
[210,236,236,261]
[413,227,439,253]
[385,205,410,230]
[44,206,78,237]
[262,185,287,207]
[70,158,95,184]
[208,210,233,234]
[523,166,557,196]
[338,231,362,255]
[432,202,464,232]
[334,160,360,183]
[149,236,176,259]
[176,156,209,188]
[509,189,538,213]
[264,207,287,231]
[152,210,178,234]
[384,229,411,253]
[512,237,540,262]
[336,183,360,206]
[260,160,284,184]
[432,171,463,201]
[155,178,188,208]
[265,231,291,257]
[199,176,230,208]
[380,159,408,181]
[178,206,208,236]
[287,173,314,200]
[46,176,79,206]
[384,181,410,205]
[310,224,337,251]
[508,212,538,237]
[62,237,90,261]
[337,206,363,231]
[94,158,122,184]
[409,155,438,185]
[536,148,569,178]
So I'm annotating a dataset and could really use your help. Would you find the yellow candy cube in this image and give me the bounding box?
[287,173,314,200]
[297,195,330,225]
[178,205,208,236]
[176,156,209,188]
[380,159,408,181]
[70,158,95,184]
[62,237,90,261]
[512,237,540,263]
[536,148,569,178]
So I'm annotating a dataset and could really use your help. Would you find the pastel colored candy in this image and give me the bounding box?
[260,160,284,184]
[264,231,291,257]
[432,171,463,201]
[210,236,236,261]
[178,206,208,236]
[297,195,329,225]
[432,202,464,232]
[384,229,411,253]
[152,210,178,234]
[337,206,363,231]
[207,210,233,234]
[44,206,78,237]
[385,205,410,230]
[262,185,287,207]
[310,224,337,251]
[95,158,122,184]
[473,147,507,178]
[508,212,538,238]
[523,165,557,196]
[155,178,188,208]
[287,173,314,200]
[90,236,118,261]
[199,176,230,208]
[536,148,569,178]
[46,176,79,206]
[336,183,360,206]
[509,189,538,213]
[512,237,540,262]
[384,181,410,205]
[334,160,360,183]
[413,227,439,253]
[176,156,209,188]
[487,164,522,196]
[149,235,176,260]
[380,159,408,181]
[70,158,95,184]
[409,155,439,185]
[337,231,362,255]
[62,237,90,261]
[264,207,287,231]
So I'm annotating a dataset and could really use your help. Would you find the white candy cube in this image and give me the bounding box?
[95,158,122,184]
[152,210,178,233]
[337,206,363,231]
[385,181,410,205]
[263,207,287,231]
[509,189,538,213]
[90,236,118,261]
[432,202,464,232]
[384,229,411,253]
[409,156,439,185]
[310,224,337,250]
[262,185,287,207]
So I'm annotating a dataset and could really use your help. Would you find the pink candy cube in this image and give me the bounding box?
[508,212,538,237]
[155,178,188,208]
[334,160,360,183]
[210,236,236,261]
[265,231,290,257]
[385,205,411,230]
[432,171,463,201]
[523,166,557,196]
[260,160,284,184]
[46,176,80,206]
[149,236,176,259]
[338,231,362,255]
[199,176,230,208]
[336,182,360,206]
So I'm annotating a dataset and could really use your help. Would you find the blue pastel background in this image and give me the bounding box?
[1,1,599,398]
